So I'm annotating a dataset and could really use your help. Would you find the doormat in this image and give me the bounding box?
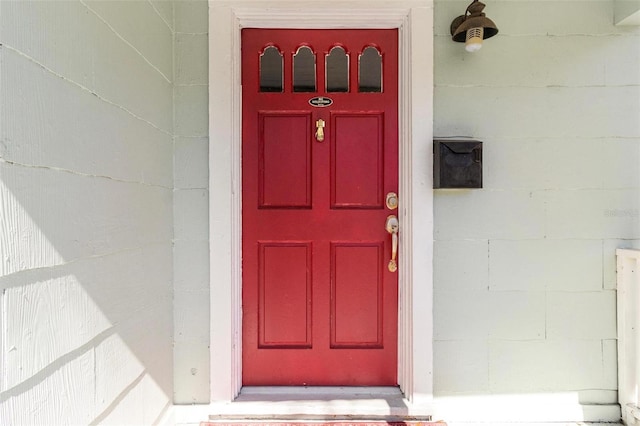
[202,422,446,426]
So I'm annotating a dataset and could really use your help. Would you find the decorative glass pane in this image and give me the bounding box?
[293,46,316,92]
[260,46,283,92]
[359,46,382,93]
[326,46,349,93]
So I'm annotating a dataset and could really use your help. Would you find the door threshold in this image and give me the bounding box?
[208,387,431,421]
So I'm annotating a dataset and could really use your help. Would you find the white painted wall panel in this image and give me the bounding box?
[433,1,639,421]
[0,0,174,423]
[94,333,146,413]
[174,240,210,292]
[435,290,546,341]
[435,86,640,139]
[434,240,488,292]
[543,189,640,239]
[434,340,489,393]
[174,188,209,241]
[172,0,210,404]
[603,339,619,390]
[98,302,174,403]
[488,291,545,340]
[0,1,173,133]
[92,32,173,133]
[602,138,640,188]
[175,137,209,189]
[174,290,210,342]
[0,163,172,275]
[436,34,640,87]
[3,276,111,389]
[1,350,96,425]
[97,373,170,426]
[0,1,97,90]
[173,339,210,403]
[175,85,209,137]
[175,0,209,34]
[547,291,617,339]
[489,340,609,392]
[434,190,546,240]
[434,290,490,340]
[176,34,209,85]
[84,0,174,80]
[436,35,612,88]
[151,0,175,31]
[0,50,172,188]
[484,138,604,190]
[489,239,603,292]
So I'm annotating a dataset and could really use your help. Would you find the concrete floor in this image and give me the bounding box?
[207,387,422,420]
[166,387,624,426]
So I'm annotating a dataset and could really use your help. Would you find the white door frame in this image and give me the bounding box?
[208,0,434,411]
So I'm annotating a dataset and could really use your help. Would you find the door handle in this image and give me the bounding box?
[385,215,399,272]
[315,119,325,142]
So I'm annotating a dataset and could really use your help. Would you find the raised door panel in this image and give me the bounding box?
[259,242,312,348]
[331,113,384,209]
[259,113,312,208]
[330,243,384,348]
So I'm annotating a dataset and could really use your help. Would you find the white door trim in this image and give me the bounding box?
[208,0,434,412]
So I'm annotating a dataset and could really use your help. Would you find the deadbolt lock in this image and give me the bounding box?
[386,192,398,210]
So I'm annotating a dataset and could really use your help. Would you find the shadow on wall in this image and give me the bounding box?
[0,160,173,424]
[0,0,174,423]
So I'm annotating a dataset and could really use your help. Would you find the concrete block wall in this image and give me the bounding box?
[0,1,174,424]
[173,0,211,404]
[433,1,640,422]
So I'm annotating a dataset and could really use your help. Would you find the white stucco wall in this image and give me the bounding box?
[433,0,640,422]
[173,0,211,404]
[0,1,175,424]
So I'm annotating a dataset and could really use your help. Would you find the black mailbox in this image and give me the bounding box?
[434,139,483,188]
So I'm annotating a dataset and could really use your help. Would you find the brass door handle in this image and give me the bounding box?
[385,215,399,272]
[315,119,325,142]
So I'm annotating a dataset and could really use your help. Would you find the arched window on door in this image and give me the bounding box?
[293,46,316,92]
[359,46,382,93]
[326,46,349,93]
[259,46,283,92]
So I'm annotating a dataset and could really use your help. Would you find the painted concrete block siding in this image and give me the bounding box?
[485,138,640,190]
[0,1,174,424]
[0,1,173,134]
[172,0,210,404]
[489,239,603,292]
[432,0,639,420]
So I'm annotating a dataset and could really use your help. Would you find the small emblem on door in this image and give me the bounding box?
[309,97,333,107]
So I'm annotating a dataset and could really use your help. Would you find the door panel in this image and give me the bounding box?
[259,113,312,208]
[331,242,383,348]
[242,28,398,386]
[331,113,384,208]
[259,242,312,348]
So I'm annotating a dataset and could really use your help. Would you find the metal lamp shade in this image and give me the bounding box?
[450,0,499,43]
[451,15,499,42]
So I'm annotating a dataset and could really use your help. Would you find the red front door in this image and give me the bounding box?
[242,29,399,386]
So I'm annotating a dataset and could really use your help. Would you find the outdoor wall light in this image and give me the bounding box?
[450,0,499,52]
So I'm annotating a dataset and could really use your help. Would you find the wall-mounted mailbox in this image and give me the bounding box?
[434,139,483,188]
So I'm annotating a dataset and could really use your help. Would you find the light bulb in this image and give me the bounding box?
[465,27,484,52]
